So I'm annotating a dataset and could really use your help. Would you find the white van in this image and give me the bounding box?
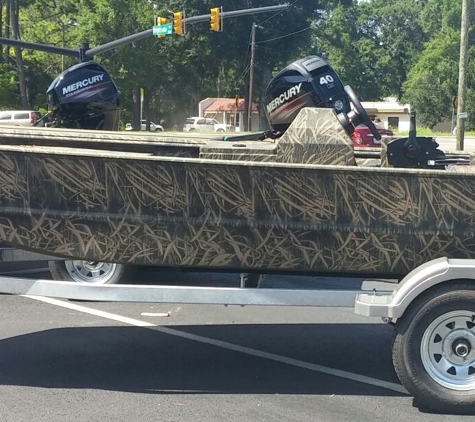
[0,110,42,126]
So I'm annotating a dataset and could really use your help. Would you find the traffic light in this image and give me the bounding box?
[210,7,222,32]
[155,16,167,38]
[173,12,184,35]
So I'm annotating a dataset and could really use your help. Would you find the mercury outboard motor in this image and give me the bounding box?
[264,55,380,140]
[222,55,380,143]
[265,56,351,132]
[43,61,120,131]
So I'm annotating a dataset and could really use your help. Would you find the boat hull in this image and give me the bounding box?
[1,146,475,278]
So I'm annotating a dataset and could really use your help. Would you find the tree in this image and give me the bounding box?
[402,29,460,128]
[0,63,21,107]
[313,3,381,100]
[11,0,29,108]
[313,0,427,100]
[0,0,468,131]
[402,0,475,129]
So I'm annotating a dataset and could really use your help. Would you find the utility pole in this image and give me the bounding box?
[57,18,78,72]
[456,0,470,150]
[61,24,65,72]
[247,23,256,132]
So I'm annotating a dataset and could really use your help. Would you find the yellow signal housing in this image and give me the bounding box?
[155,16,167,38]
[210,7,222,32]
[173,12,184,35]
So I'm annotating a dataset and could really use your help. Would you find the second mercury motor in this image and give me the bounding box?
[43,61,121,131]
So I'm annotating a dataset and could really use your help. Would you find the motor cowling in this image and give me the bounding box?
[265,55,352,133]
[46,61,121,131]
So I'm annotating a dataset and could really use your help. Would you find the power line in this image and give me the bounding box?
[256,0,300,26]
[235,63,251,88]
[221,0,298,97]
[228,25,254,95]
[255,26,312,44]
[241,25,253,75]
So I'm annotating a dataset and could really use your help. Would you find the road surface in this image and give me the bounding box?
[0,267,473,421]
[434,135,475,152]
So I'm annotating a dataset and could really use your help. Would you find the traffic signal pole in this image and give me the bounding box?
[0,4,289,62]
[0,37,78,58]
[84,4,289,60]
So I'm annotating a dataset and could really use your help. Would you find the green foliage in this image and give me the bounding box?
[71,0,321,127]
[313,0,427,100]
[402,28,460,128]
[0,0,470,131]
[0,63,21,108]
[402,0,475,129]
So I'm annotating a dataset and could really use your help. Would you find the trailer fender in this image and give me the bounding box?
[355,257,475,319]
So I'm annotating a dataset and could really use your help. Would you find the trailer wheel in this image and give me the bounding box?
[392,283,475,414]
[48,260,131,285]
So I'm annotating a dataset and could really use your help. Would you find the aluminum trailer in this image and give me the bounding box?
[1,256,475,414]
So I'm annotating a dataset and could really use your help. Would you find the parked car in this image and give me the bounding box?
[352,123,394,147]
[0,110,43,127]
[125,120,164,132]
[183,117,233,133]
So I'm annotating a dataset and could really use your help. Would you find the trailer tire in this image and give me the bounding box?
[392,282,475,414]
[48,260,133,285]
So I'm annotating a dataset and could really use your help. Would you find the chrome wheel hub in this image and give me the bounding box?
[64,260,117,284]
[421,311,475,390]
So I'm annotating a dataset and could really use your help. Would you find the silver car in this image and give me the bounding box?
[0,110,42,126]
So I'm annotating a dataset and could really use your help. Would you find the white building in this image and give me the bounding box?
[361,97,411,131]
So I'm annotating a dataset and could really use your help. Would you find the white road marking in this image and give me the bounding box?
[24,295,407,395]
[24,295,155,327]
[141,312,171,317]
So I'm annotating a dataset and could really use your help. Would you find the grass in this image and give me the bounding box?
[394,127,475,136]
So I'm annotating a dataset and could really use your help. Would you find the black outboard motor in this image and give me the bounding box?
[265,55,351,133]
[44,61,120,131]
[223,55,380,143]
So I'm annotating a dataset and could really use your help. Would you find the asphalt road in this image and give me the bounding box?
[0,267,475,421]
[434,135,475,152]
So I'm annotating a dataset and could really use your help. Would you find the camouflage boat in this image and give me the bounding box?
[0,104,474,279]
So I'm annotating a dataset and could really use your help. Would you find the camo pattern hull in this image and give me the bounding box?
[1,146,475,277]
[1,108,475,277]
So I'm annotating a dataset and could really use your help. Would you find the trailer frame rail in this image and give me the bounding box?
[0,275,393,307]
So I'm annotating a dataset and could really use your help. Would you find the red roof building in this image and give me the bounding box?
[199,97,260,131]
